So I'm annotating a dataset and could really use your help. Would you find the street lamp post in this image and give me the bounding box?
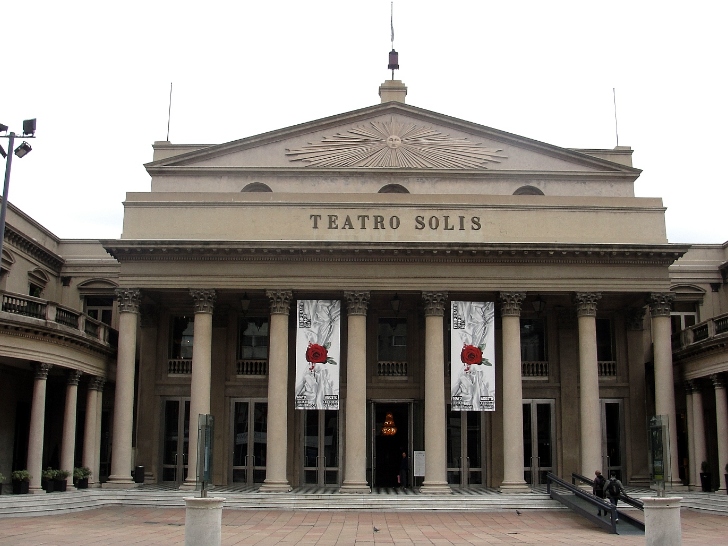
[0,119,36,270]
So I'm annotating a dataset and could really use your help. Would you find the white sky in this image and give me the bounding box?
[3,0,726,244]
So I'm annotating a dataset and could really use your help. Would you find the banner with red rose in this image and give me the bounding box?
[450,301,495,411]
[295,300,341,410]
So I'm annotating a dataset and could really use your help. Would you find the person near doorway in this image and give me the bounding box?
[399,450,409,489]
[593,470,606,515]
[603,472,625,520]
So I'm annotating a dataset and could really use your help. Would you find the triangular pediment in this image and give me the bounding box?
[145,103,639,176]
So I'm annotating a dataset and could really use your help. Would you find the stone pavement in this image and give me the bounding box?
[0,507,725,545]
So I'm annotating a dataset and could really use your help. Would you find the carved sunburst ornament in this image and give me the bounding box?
[286,118,507,169]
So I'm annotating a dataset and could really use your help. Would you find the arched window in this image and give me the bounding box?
[378,184,409,194]
[513,185,545,196]
[241,183,272,193]
[28,268,50,297]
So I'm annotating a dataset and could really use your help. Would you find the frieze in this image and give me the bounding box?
[286,118,507,169]
[344,291,370,316]
[422,292,448,316]
[266,290,292,315]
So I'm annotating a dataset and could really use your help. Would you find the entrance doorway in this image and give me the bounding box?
[447,407,485,485]
[371,402,411,487]
[230,399,267,485]
[161,398,190,484]
[601,399,624,480]
[523,399,555,486]
[302,410,340,486]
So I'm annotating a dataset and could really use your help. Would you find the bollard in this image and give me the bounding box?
[641,496,682,546]
[184,497,225,546]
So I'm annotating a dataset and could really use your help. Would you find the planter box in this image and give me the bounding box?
[43,478,55,493]
[75,478,89,489]
[53,479,67,492]
[700,472,712,492]
[12,480,29,495]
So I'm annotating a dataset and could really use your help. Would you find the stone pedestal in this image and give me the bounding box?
[184,497,225,546]
[642,497,682,546]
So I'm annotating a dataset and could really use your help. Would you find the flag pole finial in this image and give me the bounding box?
[388,1,399,79]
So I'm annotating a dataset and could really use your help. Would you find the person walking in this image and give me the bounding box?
[603,472,625,521]
[593,470,607,515]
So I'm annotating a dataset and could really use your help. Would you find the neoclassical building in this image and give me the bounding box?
[1,79,726,495]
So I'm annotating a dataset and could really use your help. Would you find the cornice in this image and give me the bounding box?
[102,241,688,267]
[5,225,65,272]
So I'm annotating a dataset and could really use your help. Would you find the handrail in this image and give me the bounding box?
[548,473,618,534]
[570,472,644,510]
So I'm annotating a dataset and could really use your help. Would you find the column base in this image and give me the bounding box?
[258,480,292,493]
[29,486,44,494]
[339,482,371,494]
[104,475,139,489]
[419,482,452,494]
[499,481,532,493]
[179,480,198,491]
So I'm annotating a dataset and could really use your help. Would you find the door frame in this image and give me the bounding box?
[522,398,556,486]
[600,398,625,481]
[159,397,190,485]
[229,397,268,485]
[370,399,413,488]
[301,409,342,486]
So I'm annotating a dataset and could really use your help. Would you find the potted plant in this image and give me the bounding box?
[42,467,56,492]
[700,461,711,492]
[54,470,71,492]
[73,467,91,489]
[11,470,31,494]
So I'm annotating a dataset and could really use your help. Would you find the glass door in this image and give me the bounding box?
[523,399,555,486]
[302,410,340,486]
[161,398,190,485]
[446,407,485,486]
[231,399,267,485]
[601,399,624,480]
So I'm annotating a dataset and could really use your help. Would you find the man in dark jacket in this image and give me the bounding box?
[603,472,625,520]
[593,470,606,515]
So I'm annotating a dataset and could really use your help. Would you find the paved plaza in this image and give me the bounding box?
[0,507,725,545]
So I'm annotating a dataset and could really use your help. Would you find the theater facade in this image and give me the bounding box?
[2,80,726,495]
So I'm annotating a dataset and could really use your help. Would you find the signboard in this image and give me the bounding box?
[295,300,341,410]
[413,451,426,477]
[450,301,496,411]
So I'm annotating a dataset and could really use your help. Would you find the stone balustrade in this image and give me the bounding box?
[672,312,728,354]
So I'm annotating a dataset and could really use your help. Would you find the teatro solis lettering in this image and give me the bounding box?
[309,214,481,231]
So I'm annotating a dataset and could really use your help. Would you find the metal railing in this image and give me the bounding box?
[572,472,644,510]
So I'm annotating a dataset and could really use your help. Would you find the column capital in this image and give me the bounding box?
[710,374,725,390]
[499,292,526,316]
[89,377,106,391]
[684,380,696,394]
[67,369,82,386]
[34,362,52,379]
[344,291,370,316]
[266,289,292,315]
[422,292,448,317]
[626,307,646,331]
[649,292,675,317]
[574,292,601,317]
[190,289,216,314]
[115,288,142,313]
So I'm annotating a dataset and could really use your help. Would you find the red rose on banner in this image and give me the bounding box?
[461,344,483,365]
[306,343,329,364]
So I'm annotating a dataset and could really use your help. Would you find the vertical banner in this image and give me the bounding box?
[450,301,496,411]
[295,300,341,410]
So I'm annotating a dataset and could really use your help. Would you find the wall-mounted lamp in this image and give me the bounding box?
[241,293,251,315]
[390,293,400,313]
[532,297,545,315]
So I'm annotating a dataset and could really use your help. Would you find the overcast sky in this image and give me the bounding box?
[3,1,726,244]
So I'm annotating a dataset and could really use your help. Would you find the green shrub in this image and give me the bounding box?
[73,467,92,479]
[11,470,31,482]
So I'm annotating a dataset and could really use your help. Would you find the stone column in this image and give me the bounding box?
[689,380,707,489]
[420,291,451,494]
[27,362,52,493]
[575,292,602,477]
[650,293,681,486]
[626,307,650,485]
[60,370,83,488]
[83,377,104,486]
[340,291,371,493]
[684,382,696,489]
[108,288,142,487]
[499,292,530,492]
[711,374,728,492]
[182,289,216,489]
[260,289,293,492]
[93,379,105,486]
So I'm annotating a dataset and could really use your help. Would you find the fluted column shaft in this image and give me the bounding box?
[183,289,216,488]
[500,292,529,492]
[340,291,371,493]
[650,293,681,486]
[712,375,728,491]
[27,363,52,493]
[108,288,141,486]
[685,385,696,488]
[420,292,451,494]
[93,381,104,486]
[576,292,602,477]
[260,290,293,492]
[83,378,103,485]
[61,370,83,487]
[689,381,707,488]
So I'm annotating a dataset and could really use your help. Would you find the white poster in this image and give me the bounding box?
[295,300,341,410]
[450,301,496,411]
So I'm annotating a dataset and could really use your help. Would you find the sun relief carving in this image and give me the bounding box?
[286,117,507,169]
